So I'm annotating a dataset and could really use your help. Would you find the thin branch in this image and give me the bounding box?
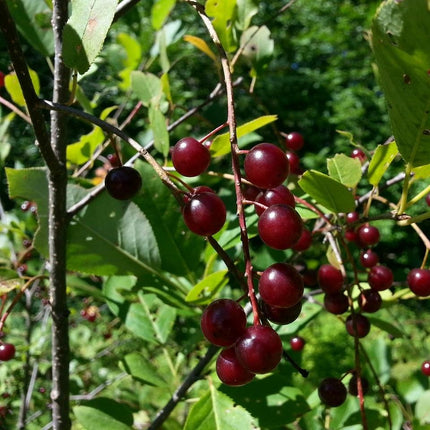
[0,95,32,124]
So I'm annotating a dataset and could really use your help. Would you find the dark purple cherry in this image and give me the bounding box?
[105,166,142,200]
[318,378,347,407]
[216,347,255,386]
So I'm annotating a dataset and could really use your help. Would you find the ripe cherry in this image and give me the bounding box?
[368,265,393,291]
[0,71,4,88]
[244,143,289,189]
[346,211,359,224]
[348,374,369,396]
[200,299,246,347]
[216,347,255,386]
[317,264,344,294]
[426,193,430,207]
[290,336,305,351]
[254,185,295,216]
[183,192,226,236]
[107,153,121,167]
[258,204,303,250]
[318,378,347,407]
[422,360,430,376]
[242,184,261,201]
[351,148,367,164]
[260,300,302,325]
[235,325,283,374]
[286,151,301,175]
[360,249,379,268]
[171,137,211,177]
[0,343,15,361]
[259,263,304,308]
[345,228,357,242]
[324,292,349,314]
[407,268,430,297]
[285,132,304,151]
[291,227,312,252]
[105,166,142,200]
[302,268,318,287]
[356,224,380,247]
[358,290,382,313]
[345,314,371,338]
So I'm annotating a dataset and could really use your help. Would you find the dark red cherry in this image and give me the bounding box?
[260,300,302,325]
[171,137,211,177]
[318,378,347,407]
[291,227,312,252]
[254,185,295,216]
[422,360,430,376]
[345,314,371,338]
[317,264,344,294]
[368,265,393,291]
[360,249,379,268]
[0,343,15,361]
[348,374,369,396]
[285,132,304,151]
[407,268,430,297]
[356,224,380,247]
[286,151,301,175]
[351,148,367,164]
[358,290,382,313]
[290,336,305,351]
[324,292,349,314]
[216,347,255,386]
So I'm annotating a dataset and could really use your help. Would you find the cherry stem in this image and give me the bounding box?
[198,121,229,145]
[282,350,309,378]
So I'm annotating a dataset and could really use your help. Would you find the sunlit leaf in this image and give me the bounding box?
[327,153,362,188]
[5,70,40,106]
[184,35,217,62]
[151,0,176,30]
[185,270,229,305]
[368,141,399,186]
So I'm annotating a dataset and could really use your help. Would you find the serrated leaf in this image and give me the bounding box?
[73,398,133,430]
[370,0,430,167]
[184,35,217,62]
[151,0,176,30]
[125,292,176,344]
[210,115,277,157]
[368,141,399,186]
[63,0,118,74]
[185,270,229,305]
[327,154,362,188]
[5,70,40,106]
[149,105,169,157]
[121,352,167,387]
[6,0,54,56]
[131,71,163,107]
[298,170,355,213]
[184,384,257,430]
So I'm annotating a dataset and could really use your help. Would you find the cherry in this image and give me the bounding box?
[254,185,295,216]
[360,249,379,268]
[368,265,393,291]
[242,184,261,201]
[345,314,371,338]
[260,300,302,325]
[107,153,121,167]
[244,143,289,189]
[192,185,215,195]
[259,263,304,308]
[21,200,32,212]
[285,132,304,151]
[351,148,367,164]
[0,71,4,88]
[183,192,226,236]
[348,374,369,396]
[286,151,301,175]
[171,137,211,177]
[346,211,359,224]
[356,224,380,247]
[291,227,312,252]
[318,378,347,407]
[358,289,382,313]
[324,292,349,314]
[0,343,15,361]
[407,268,430,297]
[290,336,305,351]
[426,193,430,207]
[200,299,246,347]
[258,204,303,250]
[302,268,318,287]
[422,360,430,376]
[317,264,344,294]
[345,228,357,242]
[105,166,142,200]
[216,347,255,386]
[235,325,283,374]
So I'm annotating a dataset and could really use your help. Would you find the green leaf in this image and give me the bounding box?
[102,276,137,316]
[327,153,362,188]
[367,316,405,339]
[210,115,277,157]
[151,0,176,30]
[131,71,163,107]
[125,292,176,344]
[415,390,430,424]
[63,0,118,74]
[6,0,54,56]
[121,352,168,387]
[370,0,430,167]
[298,170,355,213]
[184,384,257,430]
[367,141,399,186]
[240,26,274,68]
[5,70,40,106]
[73,398,133,430]
[185,270,229,305]
[236,0,258,31]
[412,163,430,179]
[205,0,237,52]
[117,33,142,69]
[149,105,170,157]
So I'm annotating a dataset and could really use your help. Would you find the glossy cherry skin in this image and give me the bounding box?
[368,265,393,291]
[356,224,380,247]
[244,143,289,189]
[260,300,302,325]
[286,151,301,175]
[346,211,359,224]
[259,263,304,308]
[422,360,430,376]
[317,264,344,294]
[285,132,304,151]
[324,292,349,314]
[351,148,367,164]
[235,325,283,374]
[292,227,312,252]
[407,268,430,297]
[360,249,379,268]
[171,137,211,177]
[348,374,369,396]
[105,166,142,200]
[318,378,347,407]
[254,185,295,216]
[200,299,247,347]
[426,193,430,207]
[0,343,15,361]
[290,336,305,351]
[258,204,303,250]
[216,347,255,386]
[358,290,382,313]
[182,192,226,236]
[345,314,371,338]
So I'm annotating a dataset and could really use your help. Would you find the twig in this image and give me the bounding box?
[0,95,32,124]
